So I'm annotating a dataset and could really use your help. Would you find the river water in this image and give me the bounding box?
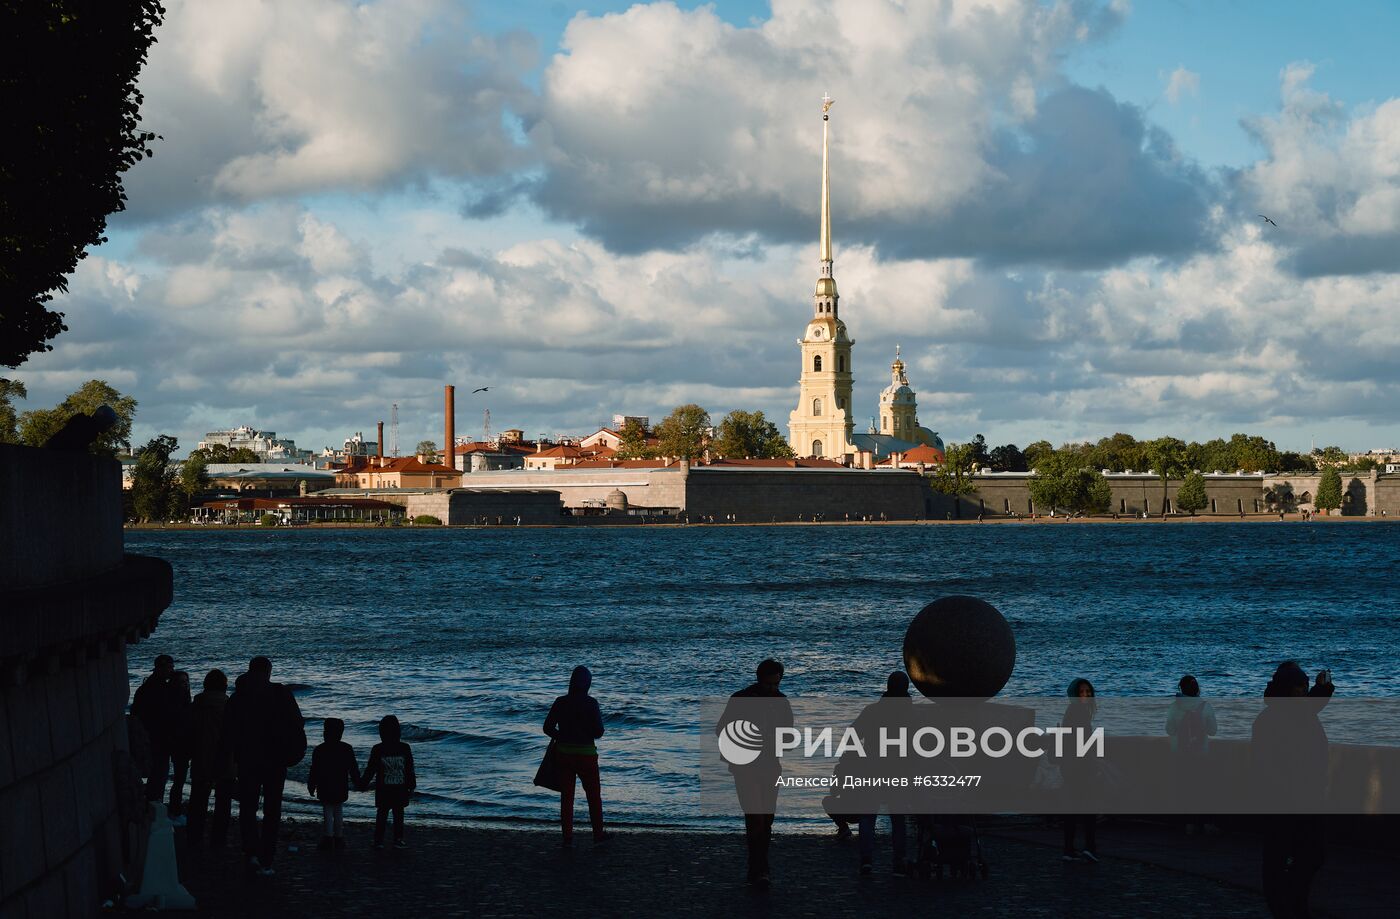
[124,522,1400,827]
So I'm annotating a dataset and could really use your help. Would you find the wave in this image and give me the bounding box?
[361,722,530,749]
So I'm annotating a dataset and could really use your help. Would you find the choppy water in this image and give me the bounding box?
[124,522,1400,827]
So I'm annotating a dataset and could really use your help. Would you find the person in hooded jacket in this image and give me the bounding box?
[1165,674,1218,833]
[308,717,360,851]
[362,714,416,848]
[187,669,235,847]
[544,665,608,846]
[222,656,306,875]
[1252,661,1333,919]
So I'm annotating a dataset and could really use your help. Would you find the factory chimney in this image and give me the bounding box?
[377,421,384,462]
[444,385,456,472]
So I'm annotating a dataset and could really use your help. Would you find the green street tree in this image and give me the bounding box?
[929,442,978,496]
[177,455,210,511]
[2,1,166,367]
[1147,436,1188,516]
[710,410,795,459]
[0,378,26,442]
[1026,449,1112,515]
[1023,440,1054,470]
[614,418,654,459]
[1176,471,1209,515]
[655,404,711,461]
[129,434,178,523]
[988,443,1026,472]
[18,379,137,456]
[415,440,439,461]
[188,444,262,464]
[1315,467,1343,514]
[1314,445,1347,467]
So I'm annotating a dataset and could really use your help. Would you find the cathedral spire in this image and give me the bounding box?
[814,93,838,315]
[820,93,833,264]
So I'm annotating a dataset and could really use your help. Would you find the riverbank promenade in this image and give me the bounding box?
[171,820,1396,918]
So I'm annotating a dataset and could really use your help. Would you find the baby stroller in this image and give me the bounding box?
[917,816,988,880]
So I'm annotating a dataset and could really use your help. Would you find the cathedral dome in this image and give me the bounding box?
[915,427,944,450]
[815,277,837,297]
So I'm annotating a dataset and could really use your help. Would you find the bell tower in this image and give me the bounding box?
[788,94,854,459]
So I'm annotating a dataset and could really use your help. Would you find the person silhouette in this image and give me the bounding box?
[131,655,188,809]
[1060,677,1099,862]
[543,666,608,846]
[1252,661,1333,919]
[853,672,914,876]
[307,718,360,851]
[223,656,307,875]
[187,669,235,847]
[362,715,416,849]
[716,659,794,888]
[1166,674,1218,833]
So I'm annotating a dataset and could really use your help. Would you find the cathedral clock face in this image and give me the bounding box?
[812,326,823,339]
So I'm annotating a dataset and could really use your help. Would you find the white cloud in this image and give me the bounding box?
[1163,66,1199,105]
[528,0,1211,265]
[1238,63,1400,275]
[18,196,1400,455]
[119,0,535,217]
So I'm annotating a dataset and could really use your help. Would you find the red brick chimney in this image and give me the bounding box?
[377,421,384,462]
[444,385,456,471]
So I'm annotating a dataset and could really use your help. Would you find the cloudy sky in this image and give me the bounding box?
[15,0,1400,455]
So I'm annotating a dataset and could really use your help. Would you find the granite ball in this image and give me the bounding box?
[903,595,1016,698]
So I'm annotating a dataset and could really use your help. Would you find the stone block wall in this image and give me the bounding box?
[1,445,172,918]
[367,489,566,525]
[966,472,1273,518]
[685,468,927,521]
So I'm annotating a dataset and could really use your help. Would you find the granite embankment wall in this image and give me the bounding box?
[1,444,172,918]
[453,465,929,521]
[370,488,565,525]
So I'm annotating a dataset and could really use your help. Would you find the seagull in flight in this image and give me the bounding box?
[1259,214,1278,227]
[471,386,489,394]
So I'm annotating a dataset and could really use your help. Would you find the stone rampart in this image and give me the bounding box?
[1,444,173,917]
[684,467,927,521]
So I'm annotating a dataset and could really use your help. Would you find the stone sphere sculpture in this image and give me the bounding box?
[903,595,1016,698]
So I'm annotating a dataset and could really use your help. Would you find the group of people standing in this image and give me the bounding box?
[130,654,418,875]
[542,657,1336,919]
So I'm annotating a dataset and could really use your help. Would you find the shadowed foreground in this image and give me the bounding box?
[175,822,1271,918]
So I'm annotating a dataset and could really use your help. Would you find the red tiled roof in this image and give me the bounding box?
[339,456,459,475]
[568,458,684,469]
[531,444,585,459]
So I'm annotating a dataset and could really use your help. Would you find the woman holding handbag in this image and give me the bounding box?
[543,666,610,846]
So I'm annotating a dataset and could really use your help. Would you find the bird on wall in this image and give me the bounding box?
[1259,214,1279,227]
[472,386,489,393]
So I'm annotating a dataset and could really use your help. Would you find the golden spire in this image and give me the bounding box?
[814,93,838,309]
[820,93,834,263]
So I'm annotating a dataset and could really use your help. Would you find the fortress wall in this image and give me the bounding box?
[1,445,173,918]
[1265,472,1379,516]
[451,467,689,511]
[684,468,927,521]
[964,473,1271,518]
[1376,476,1400,518]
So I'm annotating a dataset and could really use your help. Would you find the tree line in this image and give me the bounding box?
[613,405,794,461]
[931,432,1358,515]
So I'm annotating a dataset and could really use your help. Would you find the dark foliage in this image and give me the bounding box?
[1,0,165,367]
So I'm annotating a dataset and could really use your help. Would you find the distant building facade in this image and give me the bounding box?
[198,424,311,462]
